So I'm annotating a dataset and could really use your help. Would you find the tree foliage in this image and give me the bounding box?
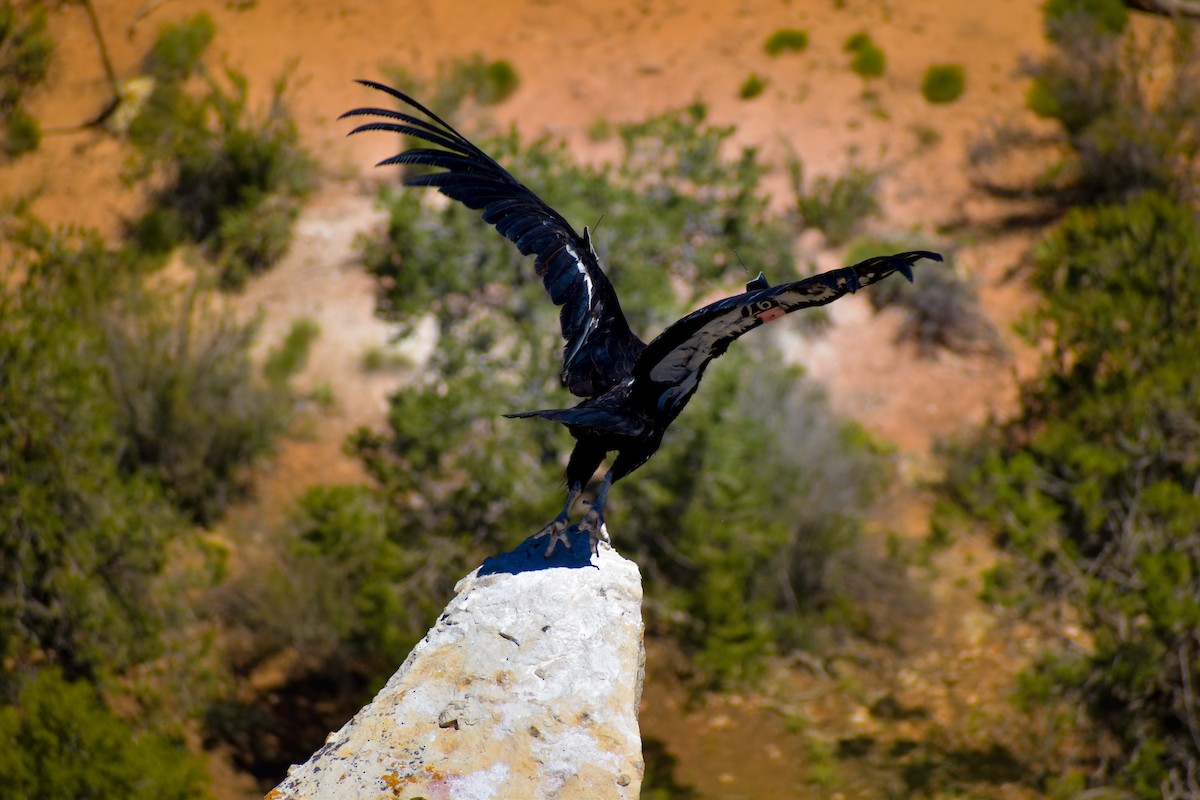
[788,155,881,246]
[0,223,184,680]
[0,1,52,157]
[943,193,1200,797]
[847,235,1000,357]
[127,13,315,287]
[1022,8,1199,205]
[1,210,304,696]
[0,668,210,800]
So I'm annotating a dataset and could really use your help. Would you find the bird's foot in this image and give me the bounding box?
[578,507,609,557]
[533,516,571,557]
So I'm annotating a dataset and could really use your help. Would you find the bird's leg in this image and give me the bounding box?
[578,469,614,556]
[533,482,582,556]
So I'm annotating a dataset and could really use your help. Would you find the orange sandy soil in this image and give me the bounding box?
[4,1,1062,797]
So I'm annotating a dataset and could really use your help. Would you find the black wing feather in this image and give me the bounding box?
[634,251,942,416]
[341,80,645,398]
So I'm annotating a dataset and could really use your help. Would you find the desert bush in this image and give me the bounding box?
[1022,11,1199,205]
[1,215,300,682]
[788,155,881,245]
[263,316,320,386]
[940,193,1200,797]
[1043,0,1128,39]
[845,31,885,78]
[0,1,52,158]
[143,7,215,80]
[764,28,808,55]
[440,54,519,106]
[383,54,520,117]
[104,292,307,525]
[921,64,965,104]
[848,235,1000,357]
[0,222,186,680]
[618,345,888,682]
[219,485,426,679]
[127,13,315,287]
[0,668,210,800]
[739,72,766,99]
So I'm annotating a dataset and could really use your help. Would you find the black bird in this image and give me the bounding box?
[341,81,941,554]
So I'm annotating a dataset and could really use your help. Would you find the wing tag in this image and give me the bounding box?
[742,298,785,324]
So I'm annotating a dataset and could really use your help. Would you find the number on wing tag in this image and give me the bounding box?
[741,298,785,324]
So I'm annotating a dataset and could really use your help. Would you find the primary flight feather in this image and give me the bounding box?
[342,81,941,554]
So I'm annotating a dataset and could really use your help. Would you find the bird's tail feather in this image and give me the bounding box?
[503,409,568,421]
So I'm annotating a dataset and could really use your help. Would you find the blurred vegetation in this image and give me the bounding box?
[1,88,315,787]
[921,64,965,104]
[0,1,52,158]
[383,53,520,114]
[844,31,885,78]
[1043,0,1128,39]
[739,72,767,99]
[640,738,701,800]
[126,12,315,287]
[106,293,312,525]
[0,668,210,800]
[1023,5,1198,205]
[942,9,1200,797]
[847,235,1000,357]
[788,153,881,245]
[764,27,808,55]
[0,220,188,683]
[942,193,1200,798]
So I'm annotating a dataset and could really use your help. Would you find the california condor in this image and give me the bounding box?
[342,81,941,554]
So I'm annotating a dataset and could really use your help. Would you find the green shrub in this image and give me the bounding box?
[0,669,210,800]
[618,346,887,682]
[104,288,296,525]
[211,193,302,289]
[765,28,809,55]
[586,117,612,142]
[0,213,291,787]
[263,317,321,386]
[0,222,186,679]
[844,31,885,78]
[379,53,520,115]
[220,485,427,680]
[127,15,315,287]
[788,155,881,245]
[0,1,52,158]
[848,236,1000,357]
[1043,0,1128,40]
[142,10,215,81]
[477,58,519,104]
[447,55,518,105]
[2,105,39,156]
[1021,13,1198,204]
[921,64,965,104]
[940,194,1200,796]
[739,72,767,99]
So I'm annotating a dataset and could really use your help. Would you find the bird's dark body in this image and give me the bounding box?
[342,81,942,550]
[511,378,664,487]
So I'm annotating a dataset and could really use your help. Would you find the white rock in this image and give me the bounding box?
[268,530,645,800]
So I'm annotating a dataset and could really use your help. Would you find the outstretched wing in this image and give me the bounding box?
[634,251,942,416]
[341,80,644,398]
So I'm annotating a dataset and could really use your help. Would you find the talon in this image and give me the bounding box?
[578,508,607,556]
[533,517,571,556]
